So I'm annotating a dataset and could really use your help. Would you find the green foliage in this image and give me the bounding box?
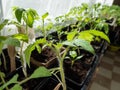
[67,30,78,41]
[69,50,77,58]
[0,36,7,42]
[0,74,18,90]
[42,12,49,20]
[62,38,95,54]
[0,19,9,31]
[66,50,83,66]
[101,5,120,26]
[30,66,51,79]
[11,84,22,90]
[4,37,20,47]
[12,34,28,43]
[14,8,25,23]
[13,7,39,28]
[24,38,46,67]
[78,30,110,43]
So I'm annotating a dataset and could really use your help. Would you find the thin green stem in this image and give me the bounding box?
[0,76,9,90]
[19,77,31,85]
[42,19,46,39]
[19,42,27,77]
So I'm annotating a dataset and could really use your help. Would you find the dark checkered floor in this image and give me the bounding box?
[89,50,120,90]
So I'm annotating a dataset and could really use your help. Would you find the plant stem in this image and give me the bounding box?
[0,76,9,90]
[20,42,27,77]
[1,52,7,70]
[57,48,68,90]
[19,77,31,85]
[42,19,46,39]
[59,59,66,90]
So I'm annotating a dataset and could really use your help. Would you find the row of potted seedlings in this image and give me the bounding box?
[0,3,117,90]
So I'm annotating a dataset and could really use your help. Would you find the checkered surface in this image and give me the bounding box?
[89,50,120,90]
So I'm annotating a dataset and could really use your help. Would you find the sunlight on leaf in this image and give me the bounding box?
[12,34,28,43]
[42,12,49,20]
[67,31,78,41]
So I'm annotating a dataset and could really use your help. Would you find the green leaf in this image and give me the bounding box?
[42,12,49,20]
[11,84,22,90]
[62,41,75,47]
[78,32,94,42]
[27,8,39,20]
[24,44,35,67]
[73,39,95,54]
[26,12,34,28]
[24,38,46,67]
[35,44,41,53]
[12,34,28,43]
[53,43,63,52]
[69,51,77,59]
[67,31,78,41]
[0,36,7,42]
[0,74,18,90]
[0,19,9,31]
[30,67,51,79]
[88,30,110,43]
[76,55,83,60]
[35,38,46,45]
[4,37,20,47]
[79,30,110,43]
[15,8,25,23]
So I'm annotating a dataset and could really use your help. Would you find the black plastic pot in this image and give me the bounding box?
[108,26,120,46]
[64,55,98,90]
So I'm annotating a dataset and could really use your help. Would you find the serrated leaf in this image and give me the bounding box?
[73,39,95,54]
[11,84,22,90]
[89,30,110,43]
[42,12,49,19]
[79,30,110,43]
[4,37,20,47]
[15,8,25,23]
[0,74,18,90]
[35,38,46,44]
[30,67,51,79]
[78,32,94,42]
[67,31,77,41]
[12,34,28,43]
